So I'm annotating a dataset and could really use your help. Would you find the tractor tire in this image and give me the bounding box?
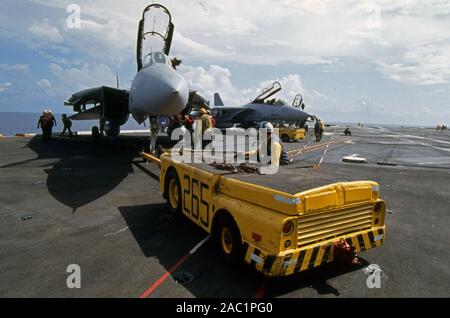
[165,169,182,214]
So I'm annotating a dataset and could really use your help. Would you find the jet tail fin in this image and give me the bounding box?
[214,93,224,107]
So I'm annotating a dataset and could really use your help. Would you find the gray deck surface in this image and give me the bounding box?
[1,125,449,297]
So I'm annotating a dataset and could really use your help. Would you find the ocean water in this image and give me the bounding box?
[0,112,433,136]
[0,112,145,136]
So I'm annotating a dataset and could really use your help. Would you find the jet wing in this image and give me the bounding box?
[231,108,255,123]
[65,87,104,108]
[65,86,129,108]
[69,106,102,120]
[65,86,130,122]
[213,107,255,123]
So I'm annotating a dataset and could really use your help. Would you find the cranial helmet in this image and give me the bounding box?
[260,121,274,132]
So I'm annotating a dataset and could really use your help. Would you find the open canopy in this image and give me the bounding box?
[252,81,282,104]
[136,3,174,71]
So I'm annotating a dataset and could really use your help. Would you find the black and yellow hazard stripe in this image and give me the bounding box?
[357,234,366,251]
[243,227,385,277]
[348,228,385,252]
[294,250,307,273]
[263,255,276,274]
[243,242,265,273]
[243,242,250,262]
[320,245,333,267]
[374,228,385,247]
[279,253,293,276]
[308,246,320,269]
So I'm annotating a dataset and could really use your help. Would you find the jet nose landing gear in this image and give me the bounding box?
[104,122,121,137]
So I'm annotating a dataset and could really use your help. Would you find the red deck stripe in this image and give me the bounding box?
[138,236,210,298]
[139,254,191,298]
[255,278,268,299]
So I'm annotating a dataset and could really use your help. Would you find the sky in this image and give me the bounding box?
[0,0,449,125]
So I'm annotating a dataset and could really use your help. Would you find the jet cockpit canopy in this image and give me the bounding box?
[292,94,303,108]
[137,4,174,71]
[252,81,282,104]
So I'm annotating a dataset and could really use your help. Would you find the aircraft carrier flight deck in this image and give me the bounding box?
[1,125,449,298]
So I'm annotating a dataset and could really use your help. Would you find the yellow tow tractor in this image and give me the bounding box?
[142,152,386,277]
[279,127,306,142]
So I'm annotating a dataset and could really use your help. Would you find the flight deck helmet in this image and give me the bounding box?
[260,121,274,133]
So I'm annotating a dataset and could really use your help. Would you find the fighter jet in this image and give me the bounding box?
[64,4,201,137]
[209,82,310,129]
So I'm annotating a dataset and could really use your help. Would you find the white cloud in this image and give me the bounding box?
[179,64,330,112]
[20,0,450,84]
[0,64,29,74]
[427,88,446,96]
[61,18,133,64]
[37,78,52,91]
[49,62,116,96]
[180,64,243,105]
[0,82,12,93]
[29,19,63,43]
[173,31,229,59]
[376,41,450,85]
[38,51,82,66]
[1,0,449,123]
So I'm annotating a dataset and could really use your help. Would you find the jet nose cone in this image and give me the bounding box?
[129,66,190,117]
[164,76,189,114]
